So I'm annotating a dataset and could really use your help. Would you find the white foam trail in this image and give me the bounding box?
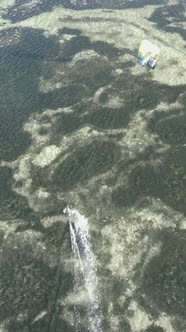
[69,222,83,330]
[68,209,103,332]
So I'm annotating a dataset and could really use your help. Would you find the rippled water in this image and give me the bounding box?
[0,0,186,331]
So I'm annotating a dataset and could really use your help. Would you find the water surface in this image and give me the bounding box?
[0,1,186,331]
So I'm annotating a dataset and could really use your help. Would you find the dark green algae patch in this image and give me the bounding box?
[0,218,73,332]
[142,230,186,319]
[0,26,61,162]
[112,146,186,215]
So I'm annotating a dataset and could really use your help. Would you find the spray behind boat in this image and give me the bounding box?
[64,206,103,331]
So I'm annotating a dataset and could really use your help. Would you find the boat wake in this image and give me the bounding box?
[67,208,103,332]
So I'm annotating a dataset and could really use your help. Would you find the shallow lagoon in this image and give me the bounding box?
[0,1,186,331]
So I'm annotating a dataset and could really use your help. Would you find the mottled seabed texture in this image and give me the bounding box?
[0,0,186,331]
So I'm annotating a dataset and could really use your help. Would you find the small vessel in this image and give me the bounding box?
[63,205,80,223]
[63,205,71,215]
[138,39,160,69]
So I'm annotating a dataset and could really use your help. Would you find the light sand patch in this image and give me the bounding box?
[33,310,47,323]
[101,216,151,280]
[121,110,161,157]
[64,288,91,306]
[157,314,175,332]
[0,0,15,10]
[128,300,152,331]
[40,215,67,228]
[32,144,61,167]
